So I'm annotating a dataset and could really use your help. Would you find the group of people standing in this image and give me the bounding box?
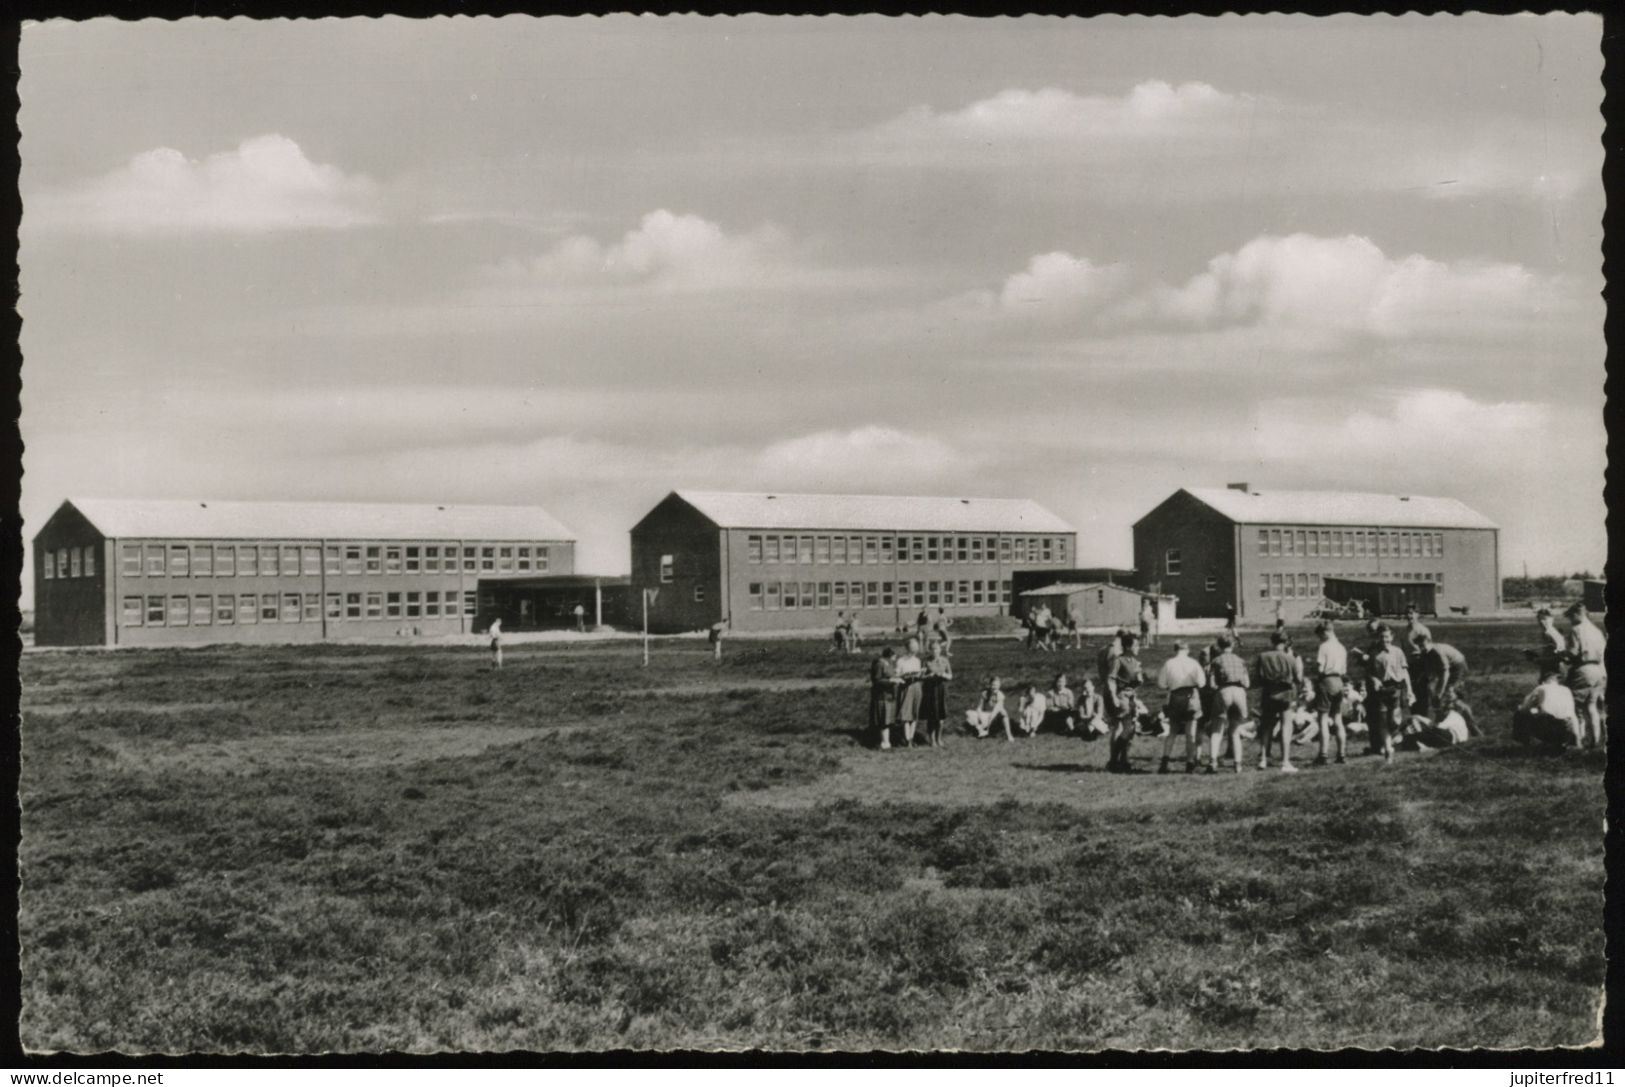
[1513,603,1608,749]
[868,636,955,749]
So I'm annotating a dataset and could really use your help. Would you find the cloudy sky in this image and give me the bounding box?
[19,14,1605,596]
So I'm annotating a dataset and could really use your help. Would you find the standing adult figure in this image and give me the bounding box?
[488,616,503,670]
[1157,641,1207,774]
[1563,603,1607,748]
[1106,632,1146,772]
[1528,608,1567,676]
[1139,598,1155,648]
[869,646,900,750]
[894,637,927,748]
[1253,632,1304,772]
[1208,635,1251,773]
[1224,601,1238,642]
[921,641,953,748]
[1312,622,1350,764]
[1365,624,1412,763]
[573,602,586,633]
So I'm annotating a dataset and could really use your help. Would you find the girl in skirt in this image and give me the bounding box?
[921,641,954,747]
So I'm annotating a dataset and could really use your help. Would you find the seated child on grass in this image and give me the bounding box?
[965,676,1011,741]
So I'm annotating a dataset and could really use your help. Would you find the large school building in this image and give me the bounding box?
[1132,485,1500,621]
[31,498,578,647]
[630,490,1077,633]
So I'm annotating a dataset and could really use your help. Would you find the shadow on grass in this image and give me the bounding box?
[1011,762,1108,774]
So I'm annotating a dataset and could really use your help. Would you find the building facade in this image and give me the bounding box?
[630,491,1077,633]
[32,498,575,647]
[1132,485,1500,621]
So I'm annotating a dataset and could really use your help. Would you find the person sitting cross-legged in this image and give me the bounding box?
[965,675,1012,741]
[1513,669,1582,751]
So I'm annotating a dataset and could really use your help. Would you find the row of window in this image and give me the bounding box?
[114,542,552,580]
[1257,571,1445,600]
[742,533,1070,567]
[745,579,1014,612]
[1254,528,1446,561]
[40,546,95,581]
[122,590,479,628]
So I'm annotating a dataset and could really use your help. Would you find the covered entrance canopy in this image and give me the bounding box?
[478,574,633,631]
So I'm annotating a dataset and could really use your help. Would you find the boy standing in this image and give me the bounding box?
[1253,632,1304,772]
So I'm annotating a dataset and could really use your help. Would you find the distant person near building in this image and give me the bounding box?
[1139,598,1155,648]
[709,617,727,662]
[1224,601,1237,640]
[573,602,586,632]
[488,617,503,670]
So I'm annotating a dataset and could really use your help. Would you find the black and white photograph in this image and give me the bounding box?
[13,13,1609,1055]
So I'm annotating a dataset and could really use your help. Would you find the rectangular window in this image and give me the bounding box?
[385,547,403,575]
[970,537,984,563]
[958,580,971,605]
[958,537,970,563]
[799,582,814,609]
[187,545,211,578]
[692,584,705,604]
[1205,575,1218,592]
[1284,574,1296,599]
[325,594,342,621]
[1307,532,1319,558]
[426,591,442,618]
[122,544,142,576]
[1259,574,1270,599]
[1164,548,1184,576]
[516,546,532,573]
[56,550,69,579]
[1298,573,1309,598]
[1329,532,1341,558]
[1379,533,1391,557]
[878,536,893,564]
[748,583,764,610]
[260,595,279,622]
[69,548,82,578]
[1293,530,1306,556]
[346,592,363,620]
[481,546,496,573]
[659,554,674,583]
[282,593,301,622]
[386,592,402,618]
[781,581,797,610]
[463,547,478,574]
[998,537,1012,563]
[909,537,923,564]
[1310,574,1322,597]
[817,583,831,609]
[863,536,878,565]
[766,582,781,610]
[535,546,549,573]
[1268,530,1281,557]
[403,591,420,619]
[146,595,166,625]
[424,546,439,574]
[831,536,847,564]
[910,581,923,606]
[260,547,279,577]
[42,551,53,580]
[303,594,319,622]
[324,546,340,576]
[365,546,382,575]
[144,544,165,576]
[1001,580,1012,605]
[365,591,382,619]
[881,582,894,607]
[1013,538,1027,564]
[344,545,363,575]
[167,595,188,626]
[972,580,983,605]
[927,580,940,606]
[1271,573,1284,598]
[926,537,939,563]
[815,536,830,564]
[164,545,186,578]
[498,547,513,573]
[303,546,321,576]
[763,535,780,563]
[192,596,212,625]
[864,582,878,607]
[747,535,763,563]
[83,546,97,578]
[1437,533,1445,557]
[833,582,847,609]
[122,597,143,625]
[464,592,477,617]
[790,536,807,565]
[238,594,258,625]
[281,546,300,577]
[216,595,235,625]
[1041,538,1054,564]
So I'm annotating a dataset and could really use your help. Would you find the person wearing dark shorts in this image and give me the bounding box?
[1563,603,1607,749]
[1157,641,1207,774]
[1366,625,1411,763]
[1416,633,1479,737]
[1312,621,1349,764]
[1253,632,1304,772]
[1208,635,1251,773]
[1106,632,1145,773]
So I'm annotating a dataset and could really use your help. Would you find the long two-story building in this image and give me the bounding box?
[1132,485,1500,621]
[31,497,577,646]
[630,490,1077,633]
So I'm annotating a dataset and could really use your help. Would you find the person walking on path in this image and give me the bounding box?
[1253,632,1304,772]
[869,647,900,750]
[1106,632,1146,772]
[1311,622,1350,765]
[1157,641,1207,774]
[921,641,953,748]
[573,602,586,633]
[1562,603,1607,749]
[488,616,503,670]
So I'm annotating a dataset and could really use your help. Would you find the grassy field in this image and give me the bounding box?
[19,620,1605,1053]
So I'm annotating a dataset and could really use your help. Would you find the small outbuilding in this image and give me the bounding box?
[1322,576,1437,617]
[1018,582,1175,630]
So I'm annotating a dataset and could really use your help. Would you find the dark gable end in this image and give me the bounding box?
[34,500,106,548]
[630,492,720,536]
[1134,488,1231,531]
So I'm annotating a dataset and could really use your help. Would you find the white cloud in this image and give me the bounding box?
[757,426,974,483]
[26,135,380,235]
[1252,388,1551,466]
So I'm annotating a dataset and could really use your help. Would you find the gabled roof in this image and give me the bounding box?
[1173,487,1497,531]
[668,490,1074,534]
[60,498,575,542]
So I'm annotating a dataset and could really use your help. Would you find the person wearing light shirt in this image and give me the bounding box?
[487,617,503,670]
[1017,686,1048,737]
[1312,622,1350,765]
[965,676,1011,741]
[1415,633,1479,737]
[1157,642,1207,774]
[1366,626,1413,763]
[1253,632,1305,773]
[893,638,925,749]
[1514,671,1582,749]
[1526,608,1567,676]
[1563,604,1607,749]
[1207,635,1251,773]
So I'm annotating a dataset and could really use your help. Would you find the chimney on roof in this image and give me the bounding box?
[1227,482,1250,493]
